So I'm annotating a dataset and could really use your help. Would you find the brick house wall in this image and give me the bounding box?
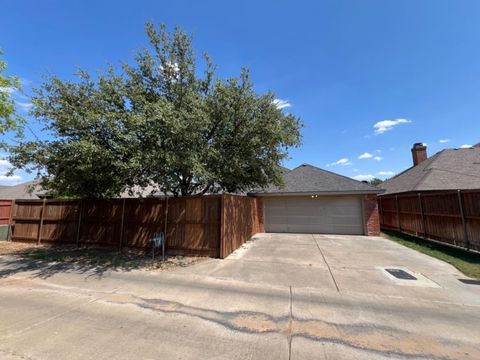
[363,194,380,236]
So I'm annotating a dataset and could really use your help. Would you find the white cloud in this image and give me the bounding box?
[0,159,22,183]
[439,139,450,143]
[352,174,374,181]
[378,171,394,176]
[0,86,15,94]
[374,156,382,161]
[353,168,360,172]
[16,101,33,111]
[273,98,291,110]
[0,174,21,182]
[358,152,373,159]
[326,158,351,167]
[373,118,411,135]
[460,144,472,148]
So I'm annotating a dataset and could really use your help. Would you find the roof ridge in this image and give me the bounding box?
[382,151,443,185]
[412,167,433,191]
[293,163,380,190]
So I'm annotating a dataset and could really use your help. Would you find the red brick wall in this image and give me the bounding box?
[363,194,380,236]
[256,197,265,233]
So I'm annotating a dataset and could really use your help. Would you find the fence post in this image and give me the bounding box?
[75,200,83,248]
[219,194,225,259]
[7,200,14,241]
[457,190,470,250]
[395,195,401,231]
[37,198,46,245]
[163,196,169,249]
[118,199,126,252]
[418,193,427,238]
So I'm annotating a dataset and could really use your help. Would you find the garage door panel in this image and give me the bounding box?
[264,197,364,235]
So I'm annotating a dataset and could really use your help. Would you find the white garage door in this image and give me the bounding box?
[264,196,364,235]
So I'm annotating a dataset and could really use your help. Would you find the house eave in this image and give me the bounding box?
[249,189,383,197]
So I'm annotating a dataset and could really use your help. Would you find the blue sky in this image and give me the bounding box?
[1,0,479,185]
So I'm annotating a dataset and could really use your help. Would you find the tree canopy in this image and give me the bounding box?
[8,24,302,198]
[369,178,384,187]
[0,50,23,146]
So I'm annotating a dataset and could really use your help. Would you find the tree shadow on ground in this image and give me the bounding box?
[0,244,206,280]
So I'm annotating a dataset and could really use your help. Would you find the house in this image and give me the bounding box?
[378,143,480,252]
[0,181,163,200]
[2,164,383,237]
[250,164,382,235]
[0,181,49,200]
[380,143,480,195]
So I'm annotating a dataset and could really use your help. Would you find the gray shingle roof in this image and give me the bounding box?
[380,147,480,195]
[0,181,46,200]
[251,164,382,195]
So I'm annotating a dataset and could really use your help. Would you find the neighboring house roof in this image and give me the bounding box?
[0,181,47,200]
[0,181,165,200]
[250,163,382,195]
[380,146,480,195]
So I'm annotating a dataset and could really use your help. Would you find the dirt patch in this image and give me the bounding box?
[0,241,207,272]
[0,241,40,256]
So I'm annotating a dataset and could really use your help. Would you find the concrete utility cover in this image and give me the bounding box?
[380,267,440,288]
[385,268,417,280]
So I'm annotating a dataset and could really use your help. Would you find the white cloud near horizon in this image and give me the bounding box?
[0,174,21,182]
[0,158,22,183]
[326,158,351,167]
[358,152,373,159]
[378,171,394,176]
[273,98,292,110]
[460,144,472,148]
[373,118,411,135]
[352,174,374,181]
[439,139,450,143]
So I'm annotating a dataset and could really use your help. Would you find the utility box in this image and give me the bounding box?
[0,225,9,240]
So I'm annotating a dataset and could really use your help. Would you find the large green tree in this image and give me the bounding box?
[9,24,302,198]
[0,50,23,145]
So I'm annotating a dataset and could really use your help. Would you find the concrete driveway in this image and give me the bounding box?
[0,234,479,360]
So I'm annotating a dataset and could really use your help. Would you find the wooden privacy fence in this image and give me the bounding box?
[8,195,260,258]
[379,190,480,252]
[0,200,13,226]
[0,200,13,240]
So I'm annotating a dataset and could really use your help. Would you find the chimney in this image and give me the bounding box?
[411,143,427,166]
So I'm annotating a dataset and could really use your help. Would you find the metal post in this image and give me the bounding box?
[118,199,126,252]
[418,193,427,238]
[37,198,46,245]
[457,190,470,250]
[395,195,401,231]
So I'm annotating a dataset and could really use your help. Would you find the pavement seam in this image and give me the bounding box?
[313,235,340,292]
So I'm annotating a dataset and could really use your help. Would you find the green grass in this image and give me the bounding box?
[382,230,480,279]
